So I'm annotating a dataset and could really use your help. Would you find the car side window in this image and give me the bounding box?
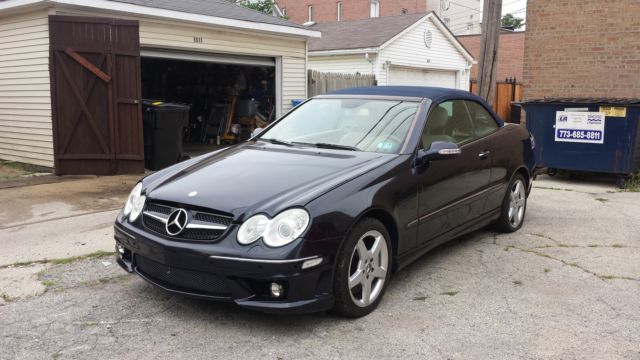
[422,100,475,149]
[464,100,499,138]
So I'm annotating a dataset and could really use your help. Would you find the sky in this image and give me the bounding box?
[501,0,527,18]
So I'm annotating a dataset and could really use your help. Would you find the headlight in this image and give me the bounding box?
[236,208,310,248]
[123,183,146,222]
[237,214,269,245]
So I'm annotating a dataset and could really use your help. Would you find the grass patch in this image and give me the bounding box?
[621,173,640,192]
[595,198,609,203]
[534,186,573,192]
[512,280,523,286]
[611,244,625,248]
[1,293,13,303]
[1,251,116,269]
[588,244,601,248]
[412,295,428,301]
[41,280,55,287]
[440,291,459,296]
[543,268,551,273]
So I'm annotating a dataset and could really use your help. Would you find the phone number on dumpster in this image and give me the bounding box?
[556,129,602,141]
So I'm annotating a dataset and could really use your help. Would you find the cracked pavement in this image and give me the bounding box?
[0,175,639,359]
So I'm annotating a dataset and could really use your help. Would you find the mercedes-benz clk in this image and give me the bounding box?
[114,86,535,317]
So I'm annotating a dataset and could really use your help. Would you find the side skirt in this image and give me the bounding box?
[394,208,501,272]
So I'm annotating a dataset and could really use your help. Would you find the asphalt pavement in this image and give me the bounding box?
[1,175,639,359]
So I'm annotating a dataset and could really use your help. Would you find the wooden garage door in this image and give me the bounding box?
[49,16,144,175]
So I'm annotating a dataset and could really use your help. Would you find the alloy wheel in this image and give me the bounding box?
[508,179,526,227]
[348,230,389,307]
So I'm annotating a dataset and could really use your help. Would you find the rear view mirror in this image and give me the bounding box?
[417,141,461,164]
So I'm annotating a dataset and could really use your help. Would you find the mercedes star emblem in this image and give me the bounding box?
[166,208,189,236]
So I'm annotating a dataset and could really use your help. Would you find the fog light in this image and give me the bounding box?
[301,257,323,270]
[116,243,125,255]
[270,282,283,298]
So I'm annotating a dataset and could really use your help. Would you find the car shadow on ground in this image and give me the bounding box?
[128,229,485,327]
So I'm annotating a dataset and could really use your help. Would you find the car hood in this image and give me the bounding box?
[143,142,396,219]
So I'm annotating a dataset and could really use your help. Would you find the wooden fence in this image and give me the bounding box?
[308,70,377,97]
[469,79,522,122]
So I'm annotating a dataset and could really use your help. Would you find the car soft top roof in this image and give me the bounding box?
[329,86,480,102]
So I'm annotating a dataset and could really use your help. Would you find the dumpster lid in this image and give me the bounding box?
[520,98,640,106]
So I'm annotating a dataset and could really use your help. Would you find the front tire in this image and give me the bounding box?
[492,173,528,233]
[332,218,391,318]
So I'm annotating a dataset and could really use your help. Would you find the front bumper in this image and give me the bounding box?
[114,222,335,314]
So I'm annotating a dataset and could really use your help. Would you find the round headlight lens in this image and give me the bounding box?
[123,182,142,216]
[263,208,310,248]
[129,194,146,222]
[237,214,269,245]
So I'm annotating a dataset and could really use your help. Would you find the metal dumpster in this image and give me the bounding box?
[521,98,640,186]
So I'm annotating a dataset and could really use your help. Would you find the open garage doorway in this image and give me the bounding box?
[140,51,276,170]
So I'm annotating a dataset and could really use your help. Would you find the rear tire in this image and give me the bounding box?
[491,173,528,233]
[332,218,391,318]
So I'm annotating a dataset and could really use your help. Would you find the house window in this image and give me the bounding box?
[337,1,343,21]
[282,8,287,16]
[370,0,379,18]
[444,17,450,26]
[308,5,313,22]
[467,22,473,31]
[401,8,408,15]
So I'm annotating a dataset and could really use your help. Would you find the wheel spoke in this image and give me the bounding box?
[361,278,372,305]
[370,235,382,258]
[372,265,386,279]
[356,240,368,260]
[349,268,364,289]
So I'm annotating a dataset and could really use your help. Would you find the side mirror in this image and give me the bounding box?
[416,141,461,165]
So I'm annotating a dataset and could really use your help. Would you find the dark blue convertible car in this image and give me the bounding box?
[114,86,535,317]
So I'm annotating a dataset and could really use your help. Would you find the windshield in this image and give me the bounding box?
[258,98,419,153]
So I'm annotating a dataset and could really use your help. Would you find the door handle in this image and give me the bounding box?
[478,150,491,159]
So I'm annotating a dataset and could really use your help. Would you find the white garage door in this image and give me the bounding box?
[387,67,457,89]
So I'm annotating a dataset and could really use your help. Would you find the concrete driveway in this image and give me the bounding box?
[0,175,639,359]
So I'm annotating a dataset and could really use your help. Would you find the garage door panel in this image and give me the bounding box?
[388,67,457,89]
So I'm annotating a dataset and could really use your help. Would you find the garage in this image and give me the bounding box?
[387,67,458,88]
[140,50,278,164]
[0,0,319,174]
[308,13,474,91]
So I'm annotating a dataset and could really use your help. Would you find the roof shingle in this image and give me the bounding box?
[309,13,429,52]
[109,0,307,29]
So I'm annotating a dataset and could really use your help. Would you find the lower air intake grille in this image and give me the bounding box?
[135,255,230,297]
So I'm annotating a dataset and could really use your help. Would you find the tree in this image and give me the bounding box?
[501,13,525,29]
[234,0,288,19]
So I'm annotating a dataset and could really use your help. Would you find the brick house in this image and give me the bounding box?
[277,0,481,35]
[457,31,525,83]
[523,0,640,99]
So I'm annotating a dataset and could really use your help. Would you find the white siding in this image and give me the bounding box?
[308,54,376,74]
[53,9,309,113]
[0,10,53,167]
[377,17,469,89]
[138,20,307,113]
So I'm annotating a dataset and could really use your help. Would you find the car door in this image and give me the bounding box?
[415,99,493,248]
[463,100,504,213]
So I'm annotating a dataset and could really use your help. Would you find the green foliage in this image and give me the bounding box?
[501,14,525,30]
[234,0,289,19]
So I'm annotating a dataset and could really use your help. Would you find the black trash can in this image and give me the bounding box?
[142,101,190,171]
[510,103,522,124]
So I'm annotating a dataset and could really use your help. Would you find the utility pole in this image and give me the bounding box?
[477,0,502,106]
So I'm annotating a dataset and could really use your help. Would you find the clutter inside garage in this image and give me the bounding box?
[140,56,276,170]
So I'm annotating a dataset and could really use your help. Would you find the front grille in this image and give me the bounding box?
[135,255,230,297]
[141,202,233,241]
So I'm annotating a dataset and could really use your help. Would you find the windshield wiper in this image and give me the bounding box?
[312,143,358,151]
[262,138,294,146]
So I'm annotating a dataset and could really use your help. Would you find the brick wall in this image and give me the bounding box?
[277,0,427,24]
[523,0,640,99]
[457,32,525,82]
